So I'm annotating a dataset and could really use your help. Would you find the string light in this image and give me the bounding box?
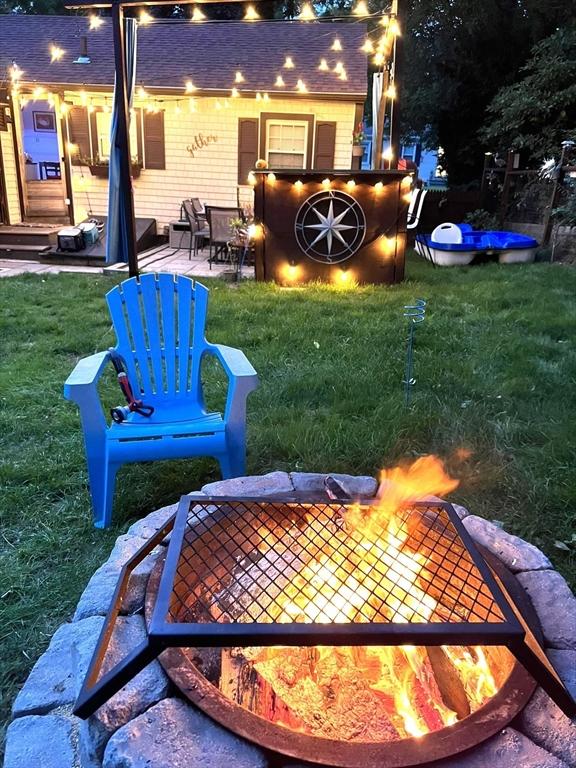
[175,101,182,114]
[215,99,222,110]
[137,85,148,99]
[139,10,153,24]
[361,39,374,54]
[322,177,331,188]
[294,180,303,190]
[59,101,69,116]
[334,61,344,74]
[244,5,260,20]
[79,90,88,106]
[347,179,356,190]
[318,58,329,71]
[67,141,78,155]
[382,146,394,162]
[188,98,197,112]
[191,6,205,22]
[47,94,55,108]
[224,99,231,108]
[10,63,23,83]
[298,3,316,20]
[50,44,64,62]
[274,75,285,87]
[103,101,111,113]
[339,69,348,81]
[247,171,257,185]
[88,103,96,114]
[235,71,245,83]
[389,16,401,36]
[296,79,307,93]
[263,92,270,101]
[267,172,276,183]
[331,38,342,51]
[231,87,240,97]
[89,14,103,29]
[385,83,397,99]
[402,175,413,188]
[32,86,45,100]
[284,56,294,68]
[374,181,384,192]
[255,92,262,100]
[185,80,197,93]
[373,52,385,66]
[380,13,389,26]
[353,0,369,16]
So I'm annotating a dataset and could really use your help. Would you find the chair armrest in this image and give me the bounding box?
[64,351,110,402]
[206,344,259,423]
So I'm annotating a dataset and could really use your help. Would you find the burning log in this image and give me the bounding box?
[426,647,471,720]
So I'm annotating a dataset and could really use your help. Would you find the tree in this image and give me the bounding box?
[480,25,576,161]
[399,0,575,183]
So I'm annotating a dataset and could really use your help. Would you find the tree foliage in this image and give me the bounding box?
[480,25,576,161]
[400,0,575,183]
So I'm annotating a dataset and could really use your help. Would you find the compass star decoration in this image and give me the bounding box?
[305,200,357,255]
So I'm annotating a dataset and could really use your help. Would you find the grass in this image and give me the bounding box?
[1,254,575,748]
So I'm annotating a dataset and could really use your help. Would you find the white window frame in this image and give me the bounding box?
[265,119,309,169]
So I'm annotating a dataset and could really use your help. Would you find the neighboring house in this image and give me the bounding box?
[0,15,367,231]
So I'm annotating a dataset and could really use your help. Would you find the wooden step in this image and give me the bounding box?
[0,243,51,258]
[0,226,59,246]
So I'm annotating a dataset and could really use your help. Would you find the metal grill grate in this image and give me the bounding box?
[167,500,504,628]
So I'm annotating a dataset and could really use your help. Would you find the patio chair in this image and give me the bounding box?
[181,199,209,259]
[64,274,259,528]
[205,206,243,268]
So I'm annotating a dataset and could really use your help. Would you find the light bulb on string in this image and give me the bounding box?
[296,79,307,93]
[263,92,270,101]
[353,0,369,16]
[88,102,95,114]
[188,98,197,112]
[380,13,389,26]
[59,101,69,116]
[137,85,148,99]
[298,3,316,20]
[79,90,88,106]
[389,16,401,36]
[89,14,103,29]
[191,6,205,22]
[50,44,64,62]
[275,75,285,87]
[224,99,230,108]
[373,52,385,66]
[174,101,182,115]
[231,87,240,97]
[318,58,329,71]
[361,39,374,54]
[185,80,197,93]
[138,10,153,25]
[284,56,294,69]
[339,69,348,81]
[32,86,44,100]
[334,61,344,74]
[385,82,397,99]
[244,5,260,20]
[331,38,342,51]
[235,71,245,83]
[347,179,356,190]
[255,92,262,101]
[215,99,222,110]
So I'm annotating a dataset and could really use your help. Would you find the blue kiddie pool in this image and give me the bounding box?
[415,223,538,266]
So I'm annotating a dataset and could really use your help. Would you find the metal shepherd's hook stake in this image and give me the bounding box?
[403,299,427,406]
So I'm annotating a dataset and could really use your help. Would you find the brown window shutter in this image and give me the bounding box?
[143,111,165,170]
[0,108,7,132]
[314,121,336,170]
[238,118,259,184]
[68,106,91,162]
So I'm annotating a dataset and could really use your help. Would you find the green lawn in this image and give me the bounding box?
[1,254,575,746]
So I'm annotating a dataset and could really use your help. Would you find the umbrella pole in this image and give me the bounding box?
[112,0,138,277]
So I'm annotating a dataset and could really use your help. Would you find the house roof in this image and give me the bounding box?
[0,15,367,98]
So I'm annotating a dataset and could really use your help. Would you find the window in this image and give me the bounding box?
[95,110,139,163]
[266,120,308,169]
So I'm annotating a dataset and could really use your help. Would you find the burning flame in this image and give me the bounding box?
[235,456,501,740]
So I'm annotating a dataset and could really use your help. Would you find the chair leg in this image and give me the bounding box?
[218,449,246,480]
[87,454,120,529]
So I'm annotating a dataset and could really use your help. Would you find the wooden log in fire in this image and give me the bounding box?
[425,647,471,720]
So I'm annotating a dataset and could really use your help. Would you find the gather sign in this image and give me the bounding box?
[186,133,218,157]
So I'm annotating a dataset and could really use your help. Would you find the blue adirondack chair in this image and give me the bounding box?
[64,274,258,528]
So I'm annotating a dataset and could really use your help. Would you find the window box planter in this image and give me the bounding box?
[352,145,364,157]
[87,163,142,179]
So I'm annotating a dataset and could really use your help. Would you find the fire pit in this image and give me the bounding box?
[72,462,575,768]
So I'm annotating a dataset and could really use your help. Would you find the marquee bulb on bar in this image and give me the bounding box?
[138,10,153,25]
[347,179,356,190]
[353,0,369,16]
[244,4,260,20]
[294,180,303,190]
[247,171,257,185]
[191,6,206,21]
[235,71,245,83]
[322,177,331,188]
[275,75,285,87]
[382,146,394,162]
[402,174,413,187]
[284,56,295,68]
[331,38,342,51]
[298,3,316,20]
[318,58,329,71]
[185,80,197,93]
[89,14,104,29]
[50,44,64,62]
[374,181,384,192]
[267,172,276,183]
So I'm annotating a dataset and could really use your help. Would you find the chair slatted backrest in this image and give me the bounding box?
[106,274,209,399]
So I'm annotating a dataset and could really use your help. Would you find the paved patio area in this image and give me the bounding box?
[0,246,254,279]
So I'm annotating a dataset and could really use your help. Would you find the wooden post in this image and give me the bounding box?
[542,142,569,248]
[373,70,389,170]
[111,0,139,277]
[389,0,403,169]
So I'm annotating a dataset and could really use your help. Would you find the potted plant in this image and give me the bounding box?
[79,155,142,179]
[352,121,366,157]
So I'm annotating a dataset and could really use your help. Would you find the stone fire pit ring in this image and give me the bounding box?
[5,472,576,768]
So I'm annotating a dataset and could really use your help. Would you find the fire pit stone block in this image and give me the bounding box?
[12,615,104,717]
[201,471,294,497]
[77,615,169,767]
[516,570,576,650]
[463,516,553,573]
[290,472,377,497]
[126,501,180,539]
[4,714,76,768]
[517,687,576,765]
[102,698,268,768]
[547,650,576,699]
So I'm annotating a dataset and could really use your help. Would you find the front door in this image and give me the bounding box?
[19,98,69,224]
